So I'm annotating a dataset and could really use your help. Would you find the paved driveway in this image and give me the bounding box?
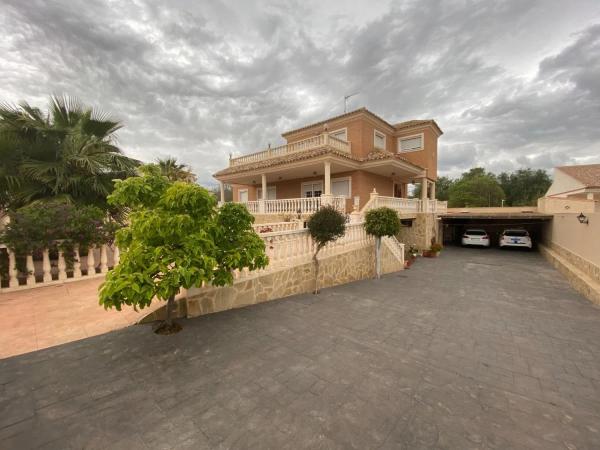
[1,247,600,449]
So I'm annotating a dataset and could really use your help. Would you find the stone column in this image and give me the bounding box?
[321,161,333,207]
[324,161,331,195]
[420,177,428,212]
[260,173,267,213]
[219,181,225,204]
[430,181,436,200]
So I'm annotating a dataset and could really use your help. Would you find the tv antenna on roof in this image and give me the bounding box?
[344,92,359,113]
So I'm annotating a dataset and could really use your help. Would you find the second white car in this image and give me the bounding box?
[500,229,532,249]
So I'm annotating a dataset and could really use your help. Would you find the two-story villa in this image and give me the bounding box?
[214,108,445,224]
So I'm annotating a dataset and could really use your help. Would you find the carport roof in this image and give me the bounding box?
[442,212,553,220]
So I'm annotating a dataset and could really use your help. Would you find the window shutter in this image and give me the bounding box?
[331,180,350,197]
[374,132,385,149]
[400,136,423,151]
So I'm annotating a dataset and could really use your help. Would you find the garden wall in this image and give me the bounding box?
[142,242,403,322]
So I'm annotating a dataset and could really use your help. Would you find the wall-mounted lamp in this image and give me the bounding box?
[577,212,589,224]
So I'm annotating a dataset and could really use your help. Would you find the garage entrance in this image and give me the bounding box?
[441,212,553,248]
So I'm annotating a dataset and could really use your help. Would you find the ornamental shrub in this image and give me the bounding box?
[306,205,346,293]
[364,207,401,279]
[1,201,117,271]
[99,166,268,333]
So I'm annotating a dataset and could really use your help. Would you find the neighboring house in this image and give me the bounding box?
[545,164,600,200]
[213,108,444,217]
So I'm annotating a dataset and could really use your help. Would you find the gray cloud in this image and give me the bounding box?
[1,0,599,184]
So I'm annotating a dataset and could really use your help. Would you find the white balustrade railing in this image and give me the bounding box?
[231,222,373,281]
[244,201,260,213]
[229,133,351,166]
[253,221,302,233]
[362,192,448,215]
[240,196,346,215]
[374,196,421,212]
[0,243,118,292]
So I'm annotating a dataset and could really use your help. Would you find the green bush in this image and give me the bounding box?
[364,207,400,238]
[365,207,401,279]
[307,205,346,293]
[1,201,117,255]
[99,167,268,332]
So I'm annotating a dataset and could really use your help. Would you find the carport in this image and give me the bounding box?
[441,211,553,247]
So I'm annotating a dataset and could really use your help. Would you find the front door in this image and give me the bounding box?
[302,181,323,198]
[393,183,403,198]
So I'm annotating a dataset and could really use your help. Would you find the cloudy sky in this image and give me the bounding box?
[2,0,600,185]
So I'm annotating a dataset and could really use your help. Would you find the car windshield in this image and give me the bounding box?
[504,230,528,237]
[465,230,486,235]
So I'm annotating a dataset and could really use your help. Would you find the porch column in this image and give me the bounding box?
[430,181,436,200]
[420,177,428,212]
[219,181,225,204]
[260,173,267,213]
[324,161,331,195]
[321,161,333,206]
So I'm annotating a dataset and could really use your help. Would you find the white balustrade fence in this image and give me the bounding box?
[229,133,351,166]
[252,221,302,233]
[0,243,118,292]
[373,196,421,212]
[231,222,373,281]
[240,195,346,215]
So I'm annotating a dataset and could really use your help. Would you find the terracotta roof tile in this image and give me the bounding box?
[281,108,396,137]
[558,164,600,188]
[214,148,423,177]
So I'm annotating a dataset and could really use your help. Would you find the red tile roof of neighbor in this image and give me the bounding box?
[558,164,600,188]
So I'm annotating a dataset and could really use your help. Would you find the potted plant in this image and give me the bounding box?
[405,244,418,268]
[424,242,443,258]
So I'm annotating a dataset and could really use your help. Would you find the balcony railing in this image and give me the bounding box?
[229,133,351,167]
[363,193,448,214]
[239,195,346,215]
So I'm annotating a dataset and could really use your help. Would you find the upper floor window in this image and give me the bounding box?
[374,130,386,150]
[329,128,347,142]
[398,133,424,152]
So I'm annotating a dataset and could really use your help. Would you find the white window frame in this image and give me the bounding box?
[238,189,248,202]
[373,129,386,150]
[329,127,348,142]
[331,176,352,198]
[398,133,424,153]
[257,186,277,200]
[301,181,324,198]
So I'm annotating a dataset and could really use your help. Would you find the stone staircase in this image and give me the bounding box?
[382,236,405,265]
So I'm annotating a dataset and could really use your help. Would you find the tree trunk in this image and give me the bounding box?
[313,246,322,294]
[376,237,381,279]
[165,295,175,327]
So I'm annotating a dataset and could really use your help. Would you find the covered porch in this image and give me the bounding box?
[216,154,434,217]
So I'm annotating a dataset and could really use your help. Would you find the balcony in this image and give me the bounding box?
[229,133,351,167]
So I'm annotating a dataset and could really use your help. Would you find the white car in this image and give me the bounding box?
[461,229,490,247]
[500,229,532,249]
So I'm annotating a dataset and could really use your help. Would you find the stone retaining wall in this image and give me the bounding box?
[539,244,600,306]
[142,242,403,322]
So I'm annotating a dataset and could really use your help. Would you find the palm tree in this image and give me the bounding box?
[0,95,139,211]
[156,156,197,183]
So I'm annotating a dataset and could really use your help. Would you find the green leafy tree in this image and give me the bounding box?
[434,176,454,201]
[98,166,268,333]
[306,206,346,294]
[497,169,551,206]
[364,207,401,279]
[448,168,505,207]
[156,157,197,183]
[0,95,139,211]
